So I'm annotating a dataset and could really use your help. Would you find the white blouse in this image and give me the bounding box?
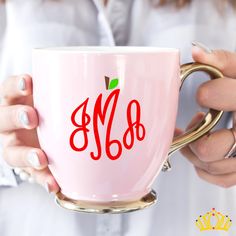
[0,0,236,235]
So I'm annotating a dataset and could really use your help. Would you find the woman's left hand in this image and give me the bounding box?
[181,43,236,188]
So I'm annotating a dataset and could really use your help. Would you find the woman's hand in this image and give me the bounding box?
[0,75,59,193]
[181,42,236,188]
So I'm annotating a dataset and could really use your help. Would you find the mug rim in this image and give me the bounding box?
[33,46,180,54]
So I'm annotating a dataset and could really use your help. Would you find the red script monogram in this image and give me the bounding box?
[69,89,146,160]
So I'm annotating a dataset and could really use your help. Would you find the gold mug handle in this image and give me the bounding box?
[162,62,224,171]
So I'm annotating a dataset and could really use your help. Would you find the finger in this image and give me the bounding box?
[186,112,205,130]
[174,113,204,140]
[195,167,236,188]
[30,168,60,194]
[3,147,48,170]
[179,111,205,155]
[0,75,32,105]
[192,45,236,78]
[0,105,38,132]
[196,78,236,111]
[181,145,208,169]
[181,145,236,175]
[174,128,183,137]
[189,128,234,162]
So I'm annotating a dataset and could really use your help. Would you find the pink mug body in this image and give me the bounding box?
[32,47,180,202]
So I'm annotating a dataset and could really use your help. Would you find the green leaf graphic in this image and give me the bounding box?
[108,78,119,90]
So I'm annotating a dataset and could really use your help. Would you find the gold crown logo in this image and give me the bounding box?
[195,208,232,231]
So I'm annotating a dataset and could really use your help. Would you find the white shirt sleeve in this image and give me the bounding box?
[0,4,18,187]
[0,3,6,52]
[0,147,18,187]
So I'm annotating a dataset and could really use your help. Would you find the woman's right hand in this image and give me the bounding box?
[0,75,60,193]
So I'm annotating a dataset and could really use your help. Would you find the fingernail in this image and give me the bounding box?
[28,177,35,183]
[192,41,212,54]
[44,182,50,193]
[13,167,23,175]
[19,110,29,127]
[27,151,41,169]
[19,171,30,181]
[18,77,26,91]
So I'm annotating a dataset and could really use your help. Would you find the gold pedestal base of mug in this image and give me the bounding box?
[55,190,157,214]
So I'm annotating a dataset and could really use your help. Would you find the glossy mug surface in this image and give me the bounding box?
[32,47,180,202]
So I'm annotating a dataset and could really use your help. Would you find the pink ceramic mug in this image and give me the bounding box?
[32,47,223,213]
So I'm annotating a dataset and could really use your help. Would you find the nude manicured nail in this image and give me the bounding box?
[13,167,23,175]
[27,151,41,169]
[19,110,29,127]
[19,171,30,181]
[192,41,213,54]
[18,77,26,91]
[28,177,35,183]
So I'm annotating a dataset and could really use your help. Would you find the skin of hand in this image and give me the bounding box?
[0,76,59,193]
[180,44,236,188]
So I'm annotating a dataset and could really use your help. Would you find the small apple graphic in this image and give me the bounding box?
[105,76,119,90]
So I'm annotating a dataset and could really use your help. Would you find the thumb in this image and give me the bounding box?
[192,42,236,78]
